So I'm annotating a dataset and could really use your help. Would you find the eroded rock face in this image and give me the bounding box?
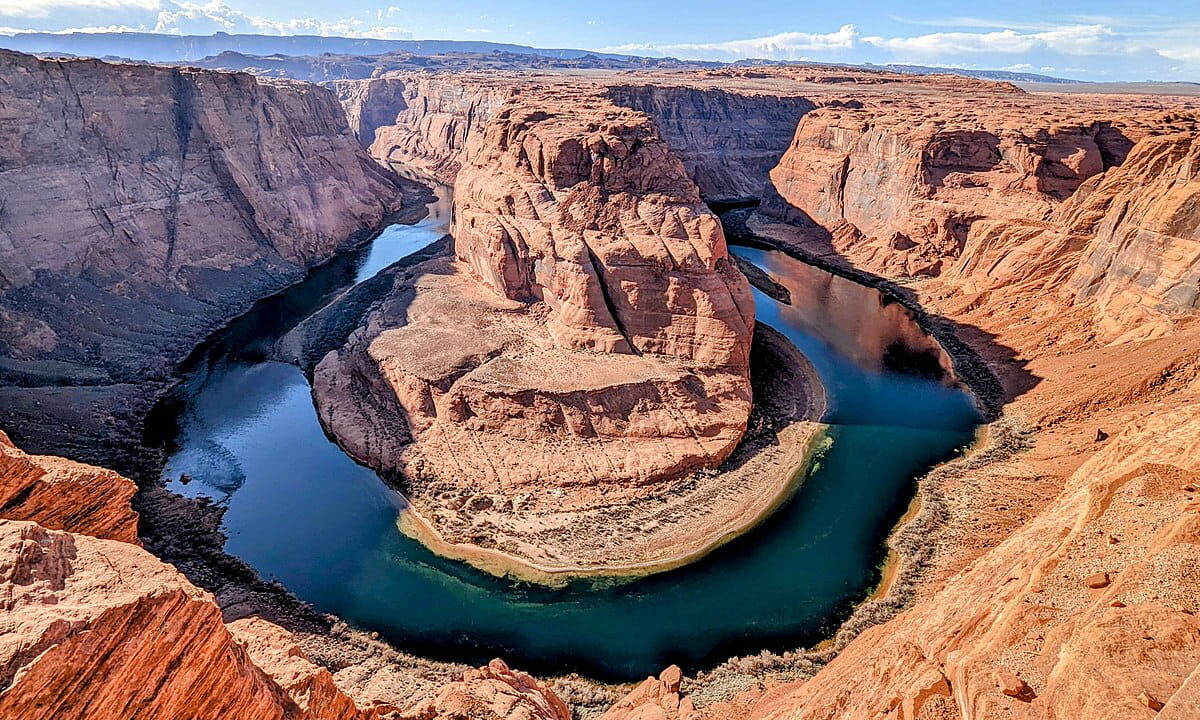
[605,85,815,201]
[399,659,570,720]
[0,430,138,544]
[741,403,1200,720]
[1068,117,1200,343]
[354,74,511,182]
[760,100,1135,277]
[0,50,409,467]
[452,96,755,367]
[720,112,1200,720]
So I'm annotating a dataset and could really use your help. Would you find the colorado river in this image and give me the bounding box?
[152,194,980,681]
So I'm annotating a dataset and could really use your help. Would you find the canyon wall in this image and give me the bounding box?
[346,73,813,202]
[606,85,814,201]
[345,74,511,182]
[664,103,1200,720]
[1067,116,1200,343]
[758,98,1141,277]
[0,50,413,467]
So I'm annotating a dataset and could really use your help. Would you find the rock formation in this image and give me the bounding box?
[5,55,1200,720]
[0,49,415,469]
[312,87,781,575]
[0,429,568,720]
[400,659,571,720]
[758,99,1142,277]
[675,106,1200,720]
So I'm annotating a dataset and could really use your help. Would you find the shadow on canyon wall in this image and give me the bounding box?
[718,196,1040,418]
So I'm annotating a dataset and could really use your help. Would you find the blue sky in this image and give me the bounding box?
[3,1,1199,81]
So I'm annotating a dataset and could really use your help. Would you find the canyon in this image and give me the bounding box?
[1,46,1199,720]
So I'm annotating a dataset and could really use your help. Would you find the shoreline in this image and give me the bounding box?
[394,420,832,586]
[317,319,833,586]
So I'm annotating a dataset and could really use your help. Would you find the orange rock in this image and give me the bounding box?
[660,665,683,693]
[1085,572,1113,589]
[405,658,570,720]
[997,669,1027,697]
[0,430,138,543]
[0,520,372,720]
[1138,691,1165,711]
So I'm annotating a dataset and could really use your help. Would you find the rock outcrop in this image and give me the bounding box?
[758,99,1142,277]
[0,429,138,544]
[1067,115,1200,343]
[698,108,1200,720]
[313,87,776,575]
[0,520,372,720]
[399,659,571,720]
[0,430,568,720]
[0,49,414,469]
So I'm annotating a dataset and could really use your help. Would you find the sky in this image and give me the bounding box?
[2,1,1199,81]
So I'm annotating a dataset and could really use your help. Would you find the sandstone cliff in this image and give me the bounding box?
[758,99,1140,277]
[606,85,814,201]
[0,431,569,720]
[344,74,511,182]
[0,429,138,544]
[0,50,413,468]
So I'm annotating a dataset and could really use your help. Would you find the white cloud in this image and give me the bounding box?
[0,0,157,19]
[601,24,859,61]
[151,1,410,38]
[862,24,1117,57]
[1,1,412,39]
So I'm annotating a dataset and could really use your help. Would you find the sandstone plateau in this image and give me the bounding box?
[2,51,1200,720]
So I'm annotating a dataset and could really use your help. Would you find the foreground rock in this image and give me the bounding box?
[0,49,418,471]
[0,429,138,543]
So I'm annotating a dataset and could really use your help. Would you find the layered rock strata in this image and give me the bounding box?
[758,100,1138,277]
[605,85,815,201]
[647,112,1200,720]
[0,49,414,468]
[0,429,138,544]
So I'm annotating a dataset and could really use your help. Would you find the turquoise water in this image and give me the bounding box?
[155,204,979,681]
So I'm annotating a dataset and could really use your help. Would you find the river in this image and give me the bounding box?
[152,193,980,681]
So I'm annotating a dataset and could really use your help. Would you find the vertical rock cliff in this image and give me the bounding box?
[758,99,1137,277]
[605,85,815,201]
[0,50,413,467]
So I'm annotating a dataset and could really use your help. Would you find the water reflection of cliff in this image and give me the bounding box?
[733,246,957,384]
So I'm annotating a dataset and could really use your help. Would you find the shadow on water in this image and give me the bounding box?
[148,195,980,682]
